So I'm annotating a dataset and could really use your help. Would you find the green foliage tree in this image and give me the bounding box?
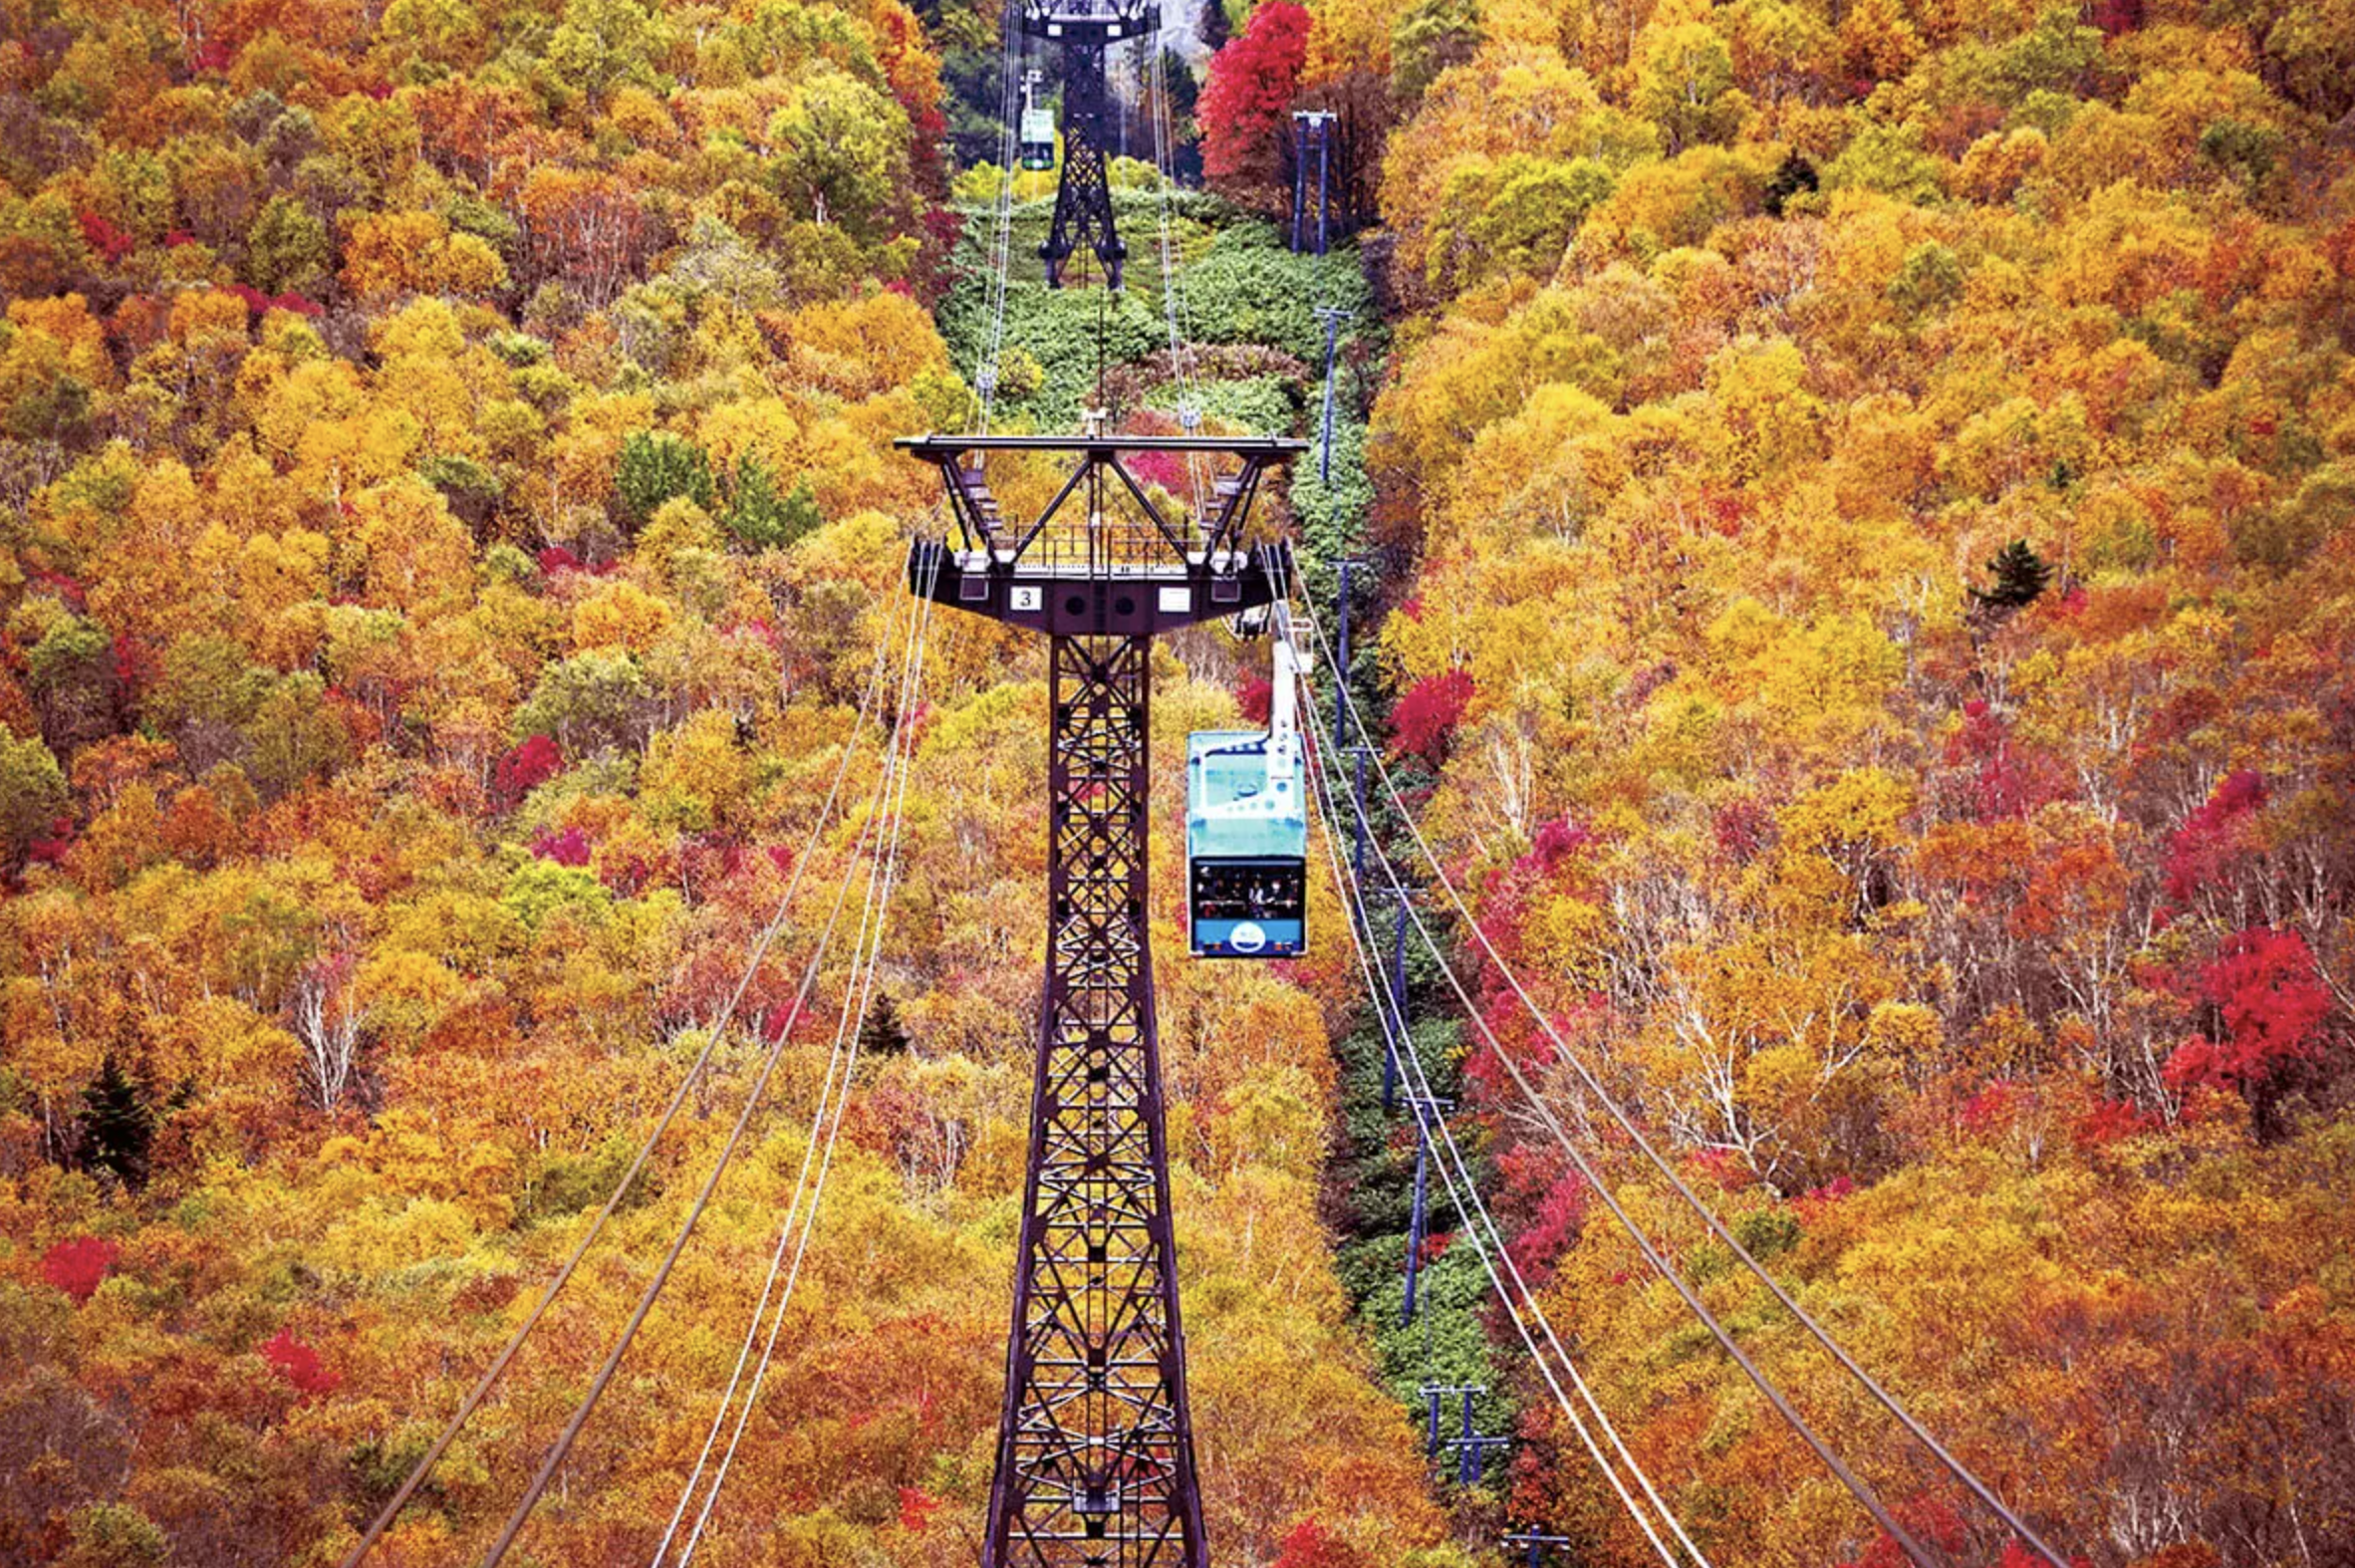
[721,455,824,550]
[616,428,717,526]
[1997,5,2102,101]
[27,618,115,751]
[768,65,912,236]
[501,857,612,930]
[1391,0,1483,107]
[57,1501,167,1568]
[544,0,665,108]
[513,651,651,755]
[1824,121,1944,202]
[666,215,785,311]
[244,195,330,295]
[146,635,272,748]
[0,729,69,863]
[245,673,349,797]
[1634,23,1749,151]
[1889,241,1965,318]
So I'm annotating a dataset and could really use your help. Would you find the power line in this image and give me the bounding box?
[478,570,943,1567]
[1294,596,2071,1568]
[337,594,909,1568]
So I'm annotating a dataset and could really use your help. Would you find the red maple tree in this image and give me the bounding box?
[1199,2,1312,191]
[42,1235,120,1304]
[1390,669,1475,762]
[261,1329,342,1397]
[2165,926,2331,1100]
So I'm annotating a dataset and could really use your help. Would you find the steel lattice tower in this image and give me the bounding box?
[1024,1,1157,287]
[901,428,1302,1568]
[1001,633,1194,1567]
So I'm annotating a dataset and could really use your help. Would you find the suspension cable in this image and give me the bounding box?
[1143,33,1207,513]
[337,594,907,1568]
[479,567,942,1567]
[1297,667,1708,1568]
[1293,596,2072,1568]
[976,0,1024,434]
[1289,598,1943,1568]
[648,674,915,1561]
[654,575,943,1567]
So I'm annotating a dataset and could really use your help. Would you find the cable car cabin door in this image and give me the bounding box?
[1186,730,1308,958]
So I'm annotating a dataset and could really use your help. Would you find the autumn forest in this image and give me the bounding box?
[1,0,2352,1564]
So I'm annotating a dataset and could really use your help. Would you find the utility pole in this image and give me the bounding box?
[1376,888,1412,1112]
[1503,1532,1578,1568]
[1350,747,1370,894]
[1401,1093,1452,1325]
[1419,1384,1485,1458]
[1290,111,1335,254]
[1027,0,1158,286]
[1332,558,1352,754]
[1420,1384,1510,1483]
[1449,1432,1513,1487]
[1390,893,1410,1039]
[902,427,1304,1568]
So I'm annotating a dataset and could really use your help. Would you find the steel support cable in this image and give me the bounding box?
[1164,57,1212,514]
[1294,603,2071,1568]
[1300,683,1707,1568]
[337,595,908,1568]
[479,573,941,1568]
[657,580,941,1568]
[1142,39,1204,516]
[648,602,961,1568]
[1289,589,1935,1564]
[977,0,1023,433]
[1304,712,1937,1568]
[1147,35,1203,362]
[1297,693,1705,1568]
[647,612,922,1564]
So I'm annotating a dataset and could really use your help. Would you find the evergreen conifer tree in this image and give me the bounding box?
[1972,538,2053,610]
[859,993,912,1057]
[78,1057,152,1189]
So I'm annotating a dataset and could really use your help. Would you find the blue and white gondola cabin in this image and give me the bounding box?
[1019,73,1057,171]
[1185,730,1308,958]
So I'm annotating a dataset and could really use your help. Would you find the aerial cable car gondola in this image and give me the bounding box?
[1018,68,1057,172]
[1186,608,1309,958]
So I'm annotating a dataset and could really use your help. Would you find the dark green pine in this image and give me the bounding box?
[1973,538,2054,610]
[78,1055,153,1189]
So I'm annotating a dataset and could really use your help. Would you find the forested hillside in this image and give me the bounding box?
[2,0,2352,1565]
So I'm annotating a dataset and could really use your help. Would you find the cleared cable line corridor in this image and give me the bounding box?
[1295,653,1713,1568]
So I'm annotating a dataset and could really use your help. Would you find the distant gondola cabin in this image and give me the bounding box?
[1019,104,1057,170]
[1185,731,1307,958]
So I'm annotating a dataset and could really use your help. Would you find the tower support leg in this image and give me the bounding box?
[985,635,1204,1568]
